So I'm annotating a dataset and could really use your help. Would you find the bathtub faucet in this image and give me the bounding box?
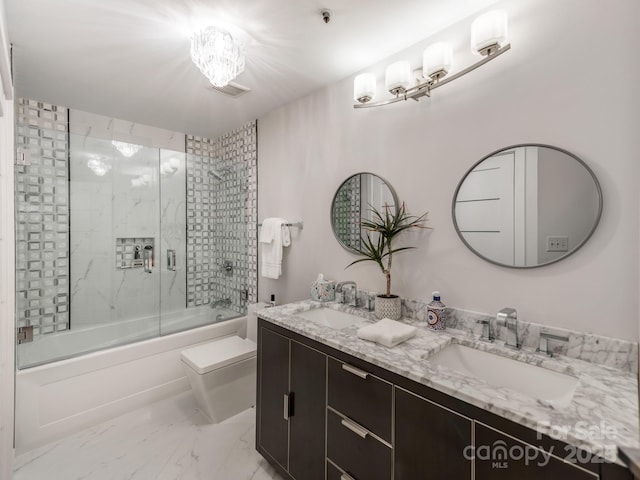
[210,297,232,309]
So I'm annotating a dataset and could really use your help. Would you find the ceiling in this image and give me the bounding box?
[6,0,498,138]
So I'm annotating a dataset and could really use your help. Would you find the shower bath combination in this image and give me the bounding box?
[12,102,259,453]
[14,126,254,369]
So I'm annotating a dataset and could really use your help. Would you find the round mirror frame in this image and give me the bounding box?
[451,144,603,269]
[331,172,399,254]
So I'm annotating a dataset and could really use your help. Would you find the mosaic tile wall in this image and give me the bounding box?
[186,120,257,313]
[333,176,361,250]
[15,98,70,335]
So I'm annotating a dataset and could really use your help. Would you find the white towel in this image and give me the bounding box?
[259,218,291,279]
[357,318,417,348]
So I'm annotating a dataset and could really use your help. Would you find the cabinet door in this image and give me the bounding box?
[289,341,326,480]
[257,327,290,470]
[475,423,597,479]
[394,387,472,480]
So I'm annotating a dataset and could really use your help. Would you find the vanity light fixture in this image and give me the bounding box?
[111,141,143,157]
[353,9,510,109]
[353,73,376,103]
[385,61,412,95]
[190,26,245,88]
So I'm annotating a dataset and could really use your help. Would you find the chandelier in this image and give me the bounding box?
[190,26,245,87]
[111,141,143,157]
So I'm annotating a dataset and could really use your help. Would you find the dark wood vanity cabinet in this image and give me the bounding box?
[256,318,632,480]
[256,326,326,480]
[394,387,473,479]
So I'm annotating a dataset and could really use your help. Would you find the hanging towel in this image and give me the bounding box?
[357,318,417,348]
[259,218,291,279]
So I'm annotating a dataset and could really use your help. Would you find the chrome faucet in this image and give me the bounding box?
[476,318,494,342]
[497,307,520,349]
[537,329,569,357]
[335,281,358,307]
[210,297,231,309]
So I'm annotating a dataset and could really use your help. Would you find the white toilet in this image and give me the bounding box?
[180,303,265,423]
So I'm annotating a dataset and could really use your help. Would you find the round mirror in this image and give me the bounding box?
[331,173,398,253]
[452,144,602,268]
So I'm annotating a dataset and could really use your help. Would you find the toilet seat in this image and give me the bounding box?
[180,336,256,374]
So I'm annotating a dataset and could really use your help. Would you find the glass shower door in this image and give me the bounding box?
[159,153,248,336]
[158,149,188,335]
[16,133,163,368]
[68,136,162,348]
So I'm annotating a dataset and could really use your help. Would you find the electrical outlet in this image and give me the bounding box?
[546,235,569,252]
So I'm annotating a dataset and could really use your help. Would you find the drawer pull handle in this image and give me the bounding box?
[283,394,290,420]
[341,474,356,480]
[341,418,368,439]
[342,363,369,379]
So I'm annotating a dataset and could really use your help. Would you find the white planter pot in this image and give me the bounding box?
[374,295,402,320]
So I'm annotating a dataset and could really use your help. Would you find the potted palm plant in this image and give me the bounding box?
[347,202,429,320]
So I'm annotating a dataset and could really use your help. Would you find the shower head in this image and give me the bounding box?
[208,170,223,181]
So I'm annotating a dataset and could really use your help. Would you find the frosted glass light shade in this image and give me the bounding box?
[190,26,245,87]
[423,42,453,80]
[354,73,376,103]
[471,10,508,55]
[385,61,411,95]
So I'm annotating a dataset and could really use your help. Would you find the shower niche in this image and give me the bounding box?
[115,237,155,270]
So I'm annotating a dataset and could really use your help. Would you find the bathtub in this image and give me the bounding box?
[18,306,242,369]
[15,308,247,454]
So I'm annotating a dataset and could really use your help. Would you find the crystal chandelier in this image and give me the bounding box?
[190,26,245,87]
[111,141,143,157]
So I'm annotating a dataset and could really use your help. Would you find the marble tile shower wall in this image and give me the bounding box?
[15,99,70,335]
[186,121,258,312]
[69,136,161,328]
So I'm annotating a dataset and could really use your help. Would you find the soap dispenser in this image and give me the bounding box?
[427,291,446,331]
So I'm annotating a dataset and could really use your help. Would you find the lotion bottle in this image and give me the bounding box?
[427,291,446,330]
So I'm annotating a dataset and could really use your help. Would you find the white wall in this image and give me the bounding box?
[0,0,14,475]
[258,0,640,340]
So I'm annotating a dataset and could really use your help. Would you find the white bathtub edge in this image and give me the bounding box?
[15,317,247,455]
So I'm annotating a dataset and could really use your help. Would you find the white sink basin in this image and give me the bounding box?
[427,344,578,406]
[296,308,363,330]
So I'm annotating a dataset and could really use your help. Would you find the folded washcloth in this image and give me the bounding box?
[357,318,417,348]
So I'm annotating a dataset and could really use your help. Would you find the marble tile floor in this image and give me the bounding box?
[14,391,282,480]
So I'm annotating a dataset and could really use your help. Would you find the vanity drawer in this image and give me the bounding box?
[327,409,391,480]
[327,460,366,480]
[327,461,345,480]
[327,357,392,442]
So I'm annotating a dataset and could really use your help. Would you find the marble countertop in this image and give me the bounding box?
[257,300,639,465]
